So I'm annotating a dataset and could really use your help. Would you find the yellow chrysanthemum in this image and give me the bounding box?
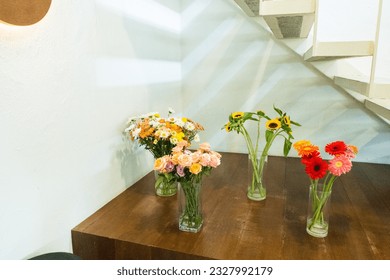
[231,112,244,119]
[173,132,185,141]
[182,117,188,122]
[265,118,281,130]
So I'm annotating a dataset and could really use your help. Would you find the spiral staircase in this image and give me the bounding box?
[234,0,390,123]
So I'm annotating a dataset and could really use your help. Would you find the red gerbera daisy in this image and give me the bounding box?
[304,157,328,180]
[325,141,348,156]
[301,150,321,165]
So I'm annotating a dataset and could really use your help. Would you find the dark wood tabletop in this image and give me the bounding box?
[72,152,390,259]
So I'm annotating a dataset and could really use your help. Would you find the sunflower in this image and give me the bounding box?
[265,118,281,130]
[224,122,232,132]
[283,115,291,126]
[231,112,244,119]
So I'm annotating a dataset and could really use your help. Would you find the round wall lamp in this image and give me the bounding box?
[0,0,52,26]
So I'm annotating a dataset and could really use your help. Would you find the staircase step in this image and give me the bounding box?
[262,13,315,39]
[334,76,390,98]
[304,41,375,61]
[234,0,259,17]
[260,0,316,16]
[260,0,315,39]
[334,75,370,95]
[365,99,390,121]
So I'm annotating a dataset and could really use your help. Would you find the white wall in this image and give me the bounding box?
[0,0,181,259]
[375,0,390,81]
[316,0,377,42]
[181,0,390,164]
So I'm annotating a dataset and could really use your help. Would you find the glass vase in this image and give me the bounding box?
[178,180,203,233]
[247,151,267,201]
[306,183,332,238]
[154,171,177,197]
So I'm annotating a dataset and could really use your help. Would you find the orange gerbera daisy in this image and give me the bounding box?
[293,140,319,157]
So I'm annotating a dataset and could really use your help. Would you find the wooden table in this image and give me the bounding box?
[72,152,390,259]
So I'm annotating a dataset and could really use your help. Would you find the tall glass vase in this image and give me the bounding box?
[154,171,177,197]
[306,183,332,238]
[178,179,203,233]
[247,151,267,201]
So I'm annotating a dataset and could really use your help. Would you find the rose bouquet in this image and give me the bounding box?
[124,109,204,196]
[153,141,222,232]
[223,106,300,200]
[293,140,358,237]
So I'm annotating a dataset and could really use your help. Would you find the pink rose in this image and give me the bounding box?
[199,153,211,166]
[176,165,185,177]
[190,151,201,163]
[211,151,222,159]
[172,145,183,153]
[199,142,211,152]
[178,153,193,167]
[209,154,221,168]
[165,161,175,172]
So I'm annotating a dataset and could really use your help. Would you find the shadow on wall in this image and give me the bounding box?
[116,133,154,188]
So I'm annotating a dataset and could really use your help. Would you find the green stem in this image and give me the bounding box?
[307,177,336,231]
[155,172,177,196]
[179,179,203,230]
[244,126,282,197]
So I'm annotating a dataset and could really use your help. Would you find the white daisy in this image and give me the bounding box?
[124,124,135,132]
[132,128,141,138]
[174,118,185,127]
[194,134,200,142]
[170,137,178,145]
[184,122,195,131]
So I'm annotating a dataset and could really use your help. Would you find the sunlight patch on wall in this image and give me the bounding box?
[183,18,244,77]
[183,40,267,118]
[95,57,181,87]
[182,0,212,29]
[97,0,180,34]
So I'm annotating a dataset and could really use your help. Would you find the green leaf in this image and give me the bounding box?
[256,110,266,117]
[283,139,292,157]
[273,105,283,116]
[265,130,274,142]
[155,175,165,189]
[290,120,301,126]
